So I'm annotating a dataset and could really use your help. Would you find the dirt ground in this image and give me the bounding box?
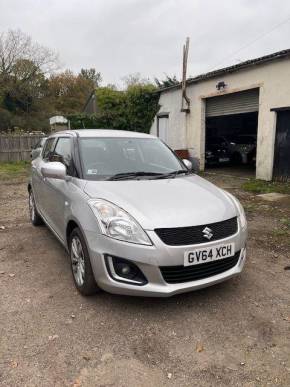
[0,172,290,387]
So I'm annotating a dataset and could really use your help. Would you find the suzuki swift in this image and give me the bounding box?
[28,129,247,297]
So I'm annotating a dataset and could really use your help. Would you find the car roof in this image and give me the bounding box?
[49,129,156,139]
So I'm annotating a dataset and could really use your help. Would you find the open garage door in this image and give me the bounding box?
[273,110,290,181]
[205,89,259,177]
[206,89,259,117]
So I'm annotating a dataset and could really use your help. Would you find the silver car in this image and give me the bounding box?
[28,129,247,297]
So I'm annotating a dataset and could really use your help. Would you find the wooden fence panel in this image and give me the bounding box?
[0,135,43,162]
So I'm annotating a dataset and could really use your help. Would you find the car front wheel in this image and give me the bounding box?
[29,189,43,226]
[69,227,99,296]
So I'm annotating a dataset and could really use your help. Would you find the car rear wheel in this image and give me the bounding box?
[29,189,43,226]
[69,227,99,296]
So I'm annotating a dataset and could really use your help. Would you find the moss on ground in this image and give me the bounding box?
[242,179,290,195]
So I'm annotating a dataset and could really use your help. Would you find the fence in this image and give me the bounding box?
[0,134,44,162]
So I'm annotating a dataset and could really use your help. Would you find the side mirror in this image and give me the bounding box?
[41,162,66,180]
[182,159,193,170]
[31,149,41,160]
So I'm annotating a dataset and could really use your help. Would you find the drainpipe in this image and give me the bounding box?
[181,37,190,113]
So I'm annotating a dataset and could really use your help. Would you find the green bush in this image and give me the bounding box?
[68,85,160,133]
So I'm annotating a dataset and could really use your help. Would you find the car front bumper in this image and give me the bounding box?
[85,221,247,297]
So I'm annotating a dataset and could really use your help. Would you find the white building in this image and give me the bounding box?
[151,49,290,181]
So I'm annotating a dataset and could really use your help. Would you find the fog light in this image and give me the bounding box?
[120,264,131,275]
[105,255,147,286]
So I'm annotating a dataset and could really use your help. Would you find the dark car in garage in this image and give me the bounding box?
[205,136,231,166]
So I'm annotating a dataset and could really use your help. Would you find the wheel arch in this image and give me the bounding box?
[66,218,89,251]
[66,219,79,247]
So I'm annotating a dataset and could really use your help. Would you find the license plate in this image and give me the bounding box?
[219,157,230,163]
[184,243,235,266]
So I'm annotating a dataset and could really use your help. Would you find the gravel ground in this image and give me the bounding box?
[0,173,290,387]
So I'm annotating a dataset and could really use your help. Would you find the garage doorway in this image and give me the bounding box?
[205,89,259,177]
[273,110,290,181]
[157,113,169,144]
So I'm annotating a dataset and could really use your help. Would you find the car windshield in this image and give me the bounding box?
[79,137,187,180]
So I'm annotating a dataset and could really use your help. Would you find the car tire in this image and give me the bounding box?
[69,227,100,296]
[29,189,43,226]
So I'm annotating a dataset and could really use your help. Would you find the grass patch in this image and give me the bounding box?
[0,161,30,180]
[272,218,290,239]
[273,228,290,238]
[243,202,261,213]
[280,217,290,229]
[242,179,290,195]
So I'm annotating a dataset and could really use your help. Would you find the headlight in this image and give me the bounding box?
[224,192,247,229]
[88,199,152,245]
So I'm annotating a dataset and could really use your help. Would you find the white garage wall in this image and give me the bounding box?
[151,57,290,180]
[151,88,187,150]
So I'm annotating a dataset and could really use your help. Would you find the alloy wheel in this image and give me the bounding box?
[70,236,85,286]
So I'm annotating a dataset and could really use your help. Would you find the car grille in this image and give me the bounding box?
[160,251,240,284]
[155,217,238,246]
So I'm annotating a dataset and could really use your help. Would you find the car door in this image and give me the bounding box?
[32,137,57,215]
[41,136,75,241]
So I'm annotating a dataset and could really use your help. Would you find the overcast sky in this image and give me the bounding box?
[1,0,290,86]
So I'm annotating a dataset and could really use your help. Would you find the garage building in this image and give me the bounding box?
[150,49,290,181]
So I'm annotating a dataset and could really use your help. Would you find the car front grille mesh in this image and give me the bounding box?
[160,251,241,284]
[155,217,238,246]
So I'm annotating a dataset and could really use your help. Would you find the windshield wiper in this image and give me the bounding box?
[151,169,191,179]
[106,172,164,181]
[107,170,192,181]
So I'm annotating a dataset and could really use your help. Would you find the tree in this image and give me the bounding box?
[0,29,58,78]
[154,75,179,88]
[125,84,159,132]
[122,72,150,88]
[80,68,102,87]
[48,70,94,115]
[0,29,58,131]
[0,107,12,130]
[68,83,160,133]
[3,59,48,113]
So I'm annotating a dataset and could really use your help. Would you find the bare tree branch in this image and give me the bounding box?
[0,29,59,76]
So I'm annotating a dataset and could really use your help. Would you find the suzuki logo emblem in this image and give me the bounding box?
[202,227,213,240]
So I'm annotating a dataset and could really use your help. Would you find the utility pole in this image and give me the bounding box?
[181,37,190,113]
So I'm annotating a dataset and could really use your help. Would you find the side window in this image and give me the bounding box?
[52,137,75,176]
[33,139,41,149]
[40,138,47,147]
[42,138,56,160]
[53,138,72,166]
